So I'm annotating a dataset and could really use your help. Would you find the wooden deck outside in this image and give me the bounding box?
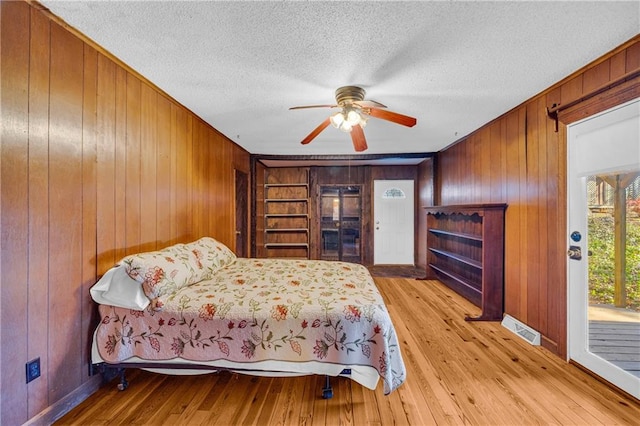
[589,320,640,378]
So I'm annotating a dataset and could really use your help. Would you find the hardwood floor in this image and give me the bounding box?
[55,278,640,425]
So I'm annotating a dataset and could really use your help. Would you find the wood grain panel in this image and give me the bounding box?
[583,60,611,94]
[170,104,179,242]
[139,83,157,252]
[185,115,194,241]
[524,101,541,329]
[535,96,549,335]
[544,91,563,355]
[503,110,521,316]
[27,5,51,417]
[191,119,204,239]
[1,2,31,424]
[114,67,127,261]
[96,54,117,275]
[156,95,172,246]
[81,43,98,394]
[626,40,640,72]
[125,72,142,254]
[174,105,188,242]
[48,21,84,403]
[489,121,504,203]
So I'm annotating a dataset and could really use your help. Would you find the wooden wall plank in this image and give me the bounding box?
[175,106,188,242]
[1,2,31,424]
[583,60,611,94]
[156,95,172,246]
[48,21,84,403]
[27,5,51,418]
[489,121,503,203]
[114,66,127,261]
[516,107,529,321]
[139,83,158,252]
[610,50,627,80]
[96,54,117,275]
[125,72,142,254]
[185,115,194,241]
[503,111,521,316]
[524,102,541,329]
[544,91,562,354]
[535,97,549,335]
[626,41,640,72]
[81,43,98,387]
[170,104,178,242]
[468,135,477,203]
[191,120,204,239]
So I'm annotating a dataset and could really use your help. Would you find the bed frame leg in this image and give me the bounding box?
[116,368,128,391]
[322,375,333,399]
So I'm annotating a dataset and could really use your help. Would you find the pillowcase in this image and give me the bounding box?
[119,243,200,305]
[184,236,237,277]
[90,265,150,310]
[119,237,237,310]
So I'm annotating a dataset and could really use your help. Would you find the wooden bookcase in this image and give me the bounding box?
[263,168,310,259]
[423,204,507,321]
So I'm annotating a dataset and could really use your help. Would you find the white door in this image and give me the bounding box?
[373,180,414,264]
[567,98,640,399]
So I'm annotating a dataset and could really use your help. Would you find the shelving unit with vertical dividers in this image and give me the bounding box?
[263,168,310,259]
[423,203,507,321]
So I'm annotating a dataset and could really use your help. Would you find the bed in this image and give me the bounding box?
[90,237,406,397]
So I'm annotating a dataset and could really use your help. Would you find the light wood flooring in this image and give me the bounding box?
[55,277,640,425]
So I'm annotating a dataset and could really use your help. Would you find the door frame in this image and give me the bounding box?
[567,97,640,399]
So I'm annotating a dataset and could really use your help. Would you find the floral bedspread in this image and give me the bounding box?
[95,258,406,394]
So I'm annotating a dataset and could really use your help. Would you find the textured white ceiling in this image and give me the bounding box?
[41,0,639,156]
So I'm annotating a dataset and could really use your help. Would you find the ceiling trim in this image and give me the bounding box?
[253,152,434,168]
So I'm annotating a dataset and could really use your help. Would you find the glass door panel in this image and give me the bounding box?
[320,186,361,263]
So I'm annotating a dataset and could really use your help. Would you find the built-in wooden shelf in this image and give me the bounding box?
[428,248,483,269]
[262,168,310,259]
[423,203,506,321]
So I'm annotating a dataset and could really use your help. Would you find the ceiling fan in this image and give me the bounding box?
[290,86,417,152]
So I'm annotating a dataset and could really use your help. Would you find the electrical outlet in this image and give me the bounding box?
[26,358,41,383]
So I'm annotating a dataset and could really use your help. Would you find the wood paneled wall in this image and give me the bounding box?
[0,2,249,424]
[417,158,435,269]
[431,36,639,357]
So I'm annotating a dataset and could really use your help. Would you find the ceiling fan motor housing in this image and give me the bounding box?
[335,86,366,106]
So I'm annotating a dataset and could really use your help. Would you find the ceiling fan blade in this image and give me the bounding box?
[353,100,387,109]
[367,107,417,127]
[289,104,337,110]
[350,124,368,152]
[301,118,331,145]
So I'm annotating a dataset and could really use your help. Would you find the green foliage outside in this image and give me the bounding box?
[588,214,640,311]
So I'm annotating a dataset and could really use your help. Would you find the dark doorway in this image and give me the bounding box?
[235,170,249,257]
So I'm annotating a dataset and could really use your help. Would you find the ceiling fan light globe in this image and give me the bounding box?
[330,111,345,129]
[339,121,353,132]
[346,109,361,125]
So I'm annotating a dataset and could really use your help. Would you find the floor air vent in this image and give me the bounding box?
[501,314,541,345]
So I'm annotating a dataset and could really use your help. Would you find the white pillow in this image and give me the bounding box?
[90,265,150,310]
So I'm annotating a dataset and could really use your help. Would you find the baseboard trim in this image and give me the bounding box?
[24,375,102,426]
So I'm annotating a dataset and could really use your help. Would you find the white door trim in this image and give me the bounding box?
[567,97,640,399]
